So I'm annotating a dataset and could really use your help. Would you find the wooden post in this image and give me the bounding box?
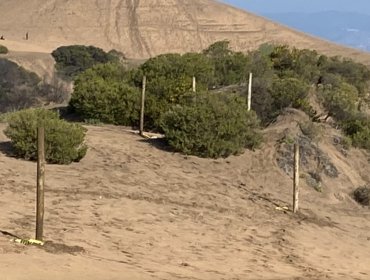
[247,72,253,111]
[139,76,146,136]
[293,143,300,213]
[36,127,45,241]
[192,76,196,93]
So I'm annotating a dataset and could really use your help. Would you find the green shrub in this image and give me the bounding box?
[340,136,353,150]
[299,121,324,142]
[4,109,87,164]
[126,53,215,130]
[203,41,250,86]
[321,57,370,96]
[353,186,370,206]
[52,45,118,78]
[160,93,262,158]
[342,117,370,150]
[70,64,140,126]
[0,45,8,54]
[270,45,320,82]
[318,82,359,121]
[271,77,310,111]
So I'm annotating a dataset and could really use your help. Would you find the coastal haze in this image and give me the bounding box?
[223,0,370,52]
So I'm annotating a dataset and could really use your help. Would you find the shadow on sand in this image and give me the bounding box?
[138,136,175,153]
[0,141,15,157]
[0,230,21,239]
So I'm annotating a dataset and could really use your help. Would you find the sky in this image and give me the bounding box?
[221,0,370,14]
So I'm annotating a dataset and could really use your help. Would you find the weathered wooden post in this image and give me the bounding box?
[36,127,45,241]
[139,75,146,136]
[293,143,300,213]
[247,72,253,111]
[192,76,196,93]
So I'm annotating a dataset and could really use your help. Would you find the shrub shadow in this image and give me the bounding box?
[51,106,84,122]
[0,229,21,239]
[0,141,15,157]
[139,137,175,153]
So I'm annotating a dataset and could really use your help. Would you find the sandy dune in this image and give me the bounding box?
[1,110,370,280]
[1,0,370,65]
[1,0,370,84]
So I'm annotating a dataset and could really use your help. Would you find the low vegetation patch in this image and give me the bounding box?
[160,93,262,158]
[52,45,118,78]
[299,120,324,142]
[342,116,370,150]
[70,63,140,126]
[353,186,370,206]
[4,109,87,164]
[0,45,8,54]
[56,41,370,157]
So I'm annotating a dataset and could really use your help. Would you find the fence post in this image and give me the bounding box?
[247,72,253,111]
[140,76,146,136]
[36,127,45,241]
[293,143,300,213]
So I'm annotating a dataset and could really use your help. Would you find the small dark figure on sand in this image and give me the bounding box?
[0,35,4,40]
[26,32,29,40]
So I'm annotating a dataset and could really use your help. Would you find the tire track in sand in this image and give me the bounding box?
[125,0,152,57]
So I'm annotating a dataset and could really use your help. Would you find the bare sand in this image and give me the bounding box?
[1,111,370,280]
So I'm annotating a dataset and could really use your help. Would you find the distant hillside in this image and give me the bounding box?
[1,0,370,65]
[264,11,370,52]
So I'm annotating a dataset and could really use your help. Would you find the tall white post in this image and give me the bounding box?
[248,72,253,111]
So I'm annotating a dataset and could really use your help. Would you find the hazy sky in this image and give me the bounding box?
[221,0,370,14]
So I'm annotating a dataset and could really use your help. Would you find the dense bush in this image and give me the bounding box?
[247,49,275,125]
[0,45,8,54]
[133,53,214,90]
[320,56,370,96]
[4,109,87,164]
[129,53,215,130]
[342,116,370,150]
[248,76,311,125]
[270,45,320,82]
[64,42,370,155]
[160,93,262,158]
[203,40,250,86]
[70,63,140,125]
[353,186,370,206]
[318,82,359,121]
[52,45,118,78]
[270,77,310,111]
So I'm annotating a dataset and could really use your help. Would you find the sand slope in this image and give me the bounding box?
[0,0,370,65]
[1,110,370,279]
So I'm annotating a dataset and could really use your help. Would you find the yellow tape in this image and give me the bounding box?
[12,238,44,246]
[275,206,289,211]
